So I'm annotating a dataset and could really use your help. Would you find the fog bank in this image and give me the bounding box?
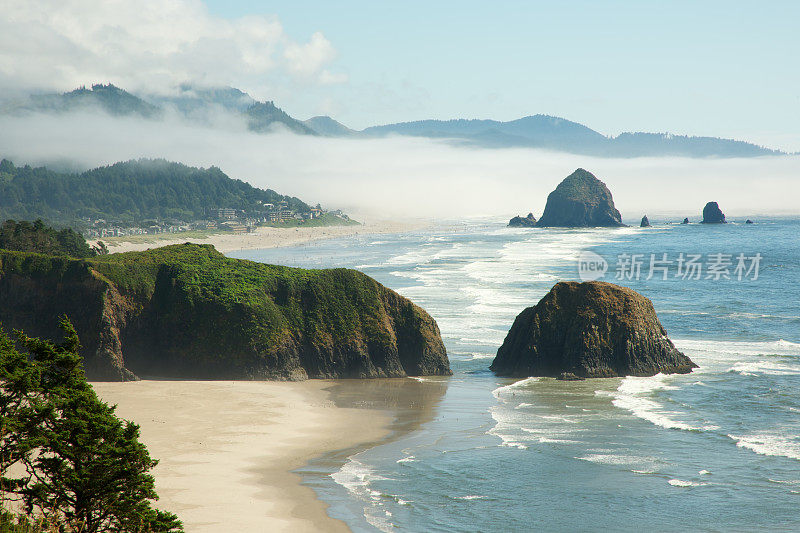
[1,112,798,222]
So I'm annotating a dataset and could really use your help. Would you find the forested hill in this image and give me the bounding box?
[0,158,309,225]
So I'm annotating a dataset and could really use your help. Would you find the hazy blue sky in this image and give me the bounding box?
[1,1,797,150]
[204,1,799,150]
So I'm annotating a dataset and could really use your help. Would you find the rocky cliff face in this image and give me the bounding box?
[535,169,625,227]
[490,281,696,378]
[508,213,537,227]
[701,202,726,223]
[0,244,451,381]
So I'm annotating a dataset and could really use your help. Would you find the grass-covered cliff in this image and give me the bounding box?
[0,243,450,380]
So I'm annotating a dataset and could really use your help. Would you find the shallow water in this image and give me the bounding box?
[230,217,800,532]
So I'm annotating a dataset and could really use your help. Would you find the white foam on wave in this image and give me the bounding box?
[728,433,800,461]
[578,454,638,465]
[409,376,436,383]
[330,457,395,532]
[463,353,495,360]
[492,377,542,400]
[673,338,800,358]
[728,360,800,376]
[610,374,714,432]
[396,455,416,464]
[454,495,488,500]
[668,479,708,487]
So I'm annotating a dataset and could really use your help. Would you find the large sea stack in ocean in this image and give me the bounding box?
[0,244,451,381]
[701,202,726,223]
[490,281,696,378]
[535,169,625,227]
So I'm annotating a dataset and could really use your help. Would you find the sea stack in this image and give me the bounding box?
[535,169,625,227]
[508,213,537,227]
[640,215,651,227]
[745,219,754,224]
[701,202,726,224]
[490,281,697,378]
[681,217,689,224]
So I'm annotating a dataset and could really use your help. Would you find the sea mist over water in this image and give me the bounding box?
[1,111,798,220]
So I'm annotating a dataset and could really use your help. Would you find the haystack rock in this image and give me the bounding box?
[701,202,726,224]
[490,281,697,378]
[535,169,625,227]
[508,213,537,227]
[640,215,651,227]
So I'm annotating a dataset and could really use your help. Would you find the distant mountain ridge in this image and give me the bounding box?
[0,84,785,157]
[12,84,162,119]
[4,83,313,135]
[304,116,355,136]
[362,115,782,157]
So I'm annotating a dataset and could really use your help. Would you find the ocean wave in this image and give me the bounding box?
[492,377,542,400]
[673,338,800,358]
[577,453,656,466]
[728,433,800,461]
[611,375,713,432]
[668,479,708,487]
[330,458,395,532]
[728,360,800,376]
[462,353,495,360]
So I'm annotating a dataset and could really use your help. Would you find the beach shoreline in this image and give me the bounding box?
[91,380,394,532]
[95,219,427,254]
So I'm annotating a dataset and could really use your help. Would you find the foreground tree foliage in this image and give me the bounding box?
[0,318,182,532]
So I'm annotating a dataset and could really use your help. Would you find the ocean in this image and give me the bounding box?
[230,216,800,532]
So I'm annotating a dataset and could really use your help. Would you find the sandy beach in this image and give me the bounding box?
[97,219,426,254]
[91,380,392,532]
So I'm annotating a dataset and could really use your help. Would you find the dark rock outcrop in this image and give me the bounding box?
[745,219,754,224]
[701,202,726,223]
[0,244,451,381]
[681,217,689,224]
[490,281,697,378]
[640,215,651,227]
[508,213,537,227]
[557,372,585,381]
[535,169,625,227]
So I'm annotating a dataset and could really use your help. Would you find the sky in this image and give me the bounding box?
[0,0,798,151]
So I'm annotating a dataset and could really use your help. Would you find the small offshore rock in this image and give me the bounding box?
[557,372,586,381]
[508,212,537,227]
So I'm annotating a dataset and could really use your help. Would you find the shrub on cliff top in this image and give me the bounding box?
[0,219,96,258]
